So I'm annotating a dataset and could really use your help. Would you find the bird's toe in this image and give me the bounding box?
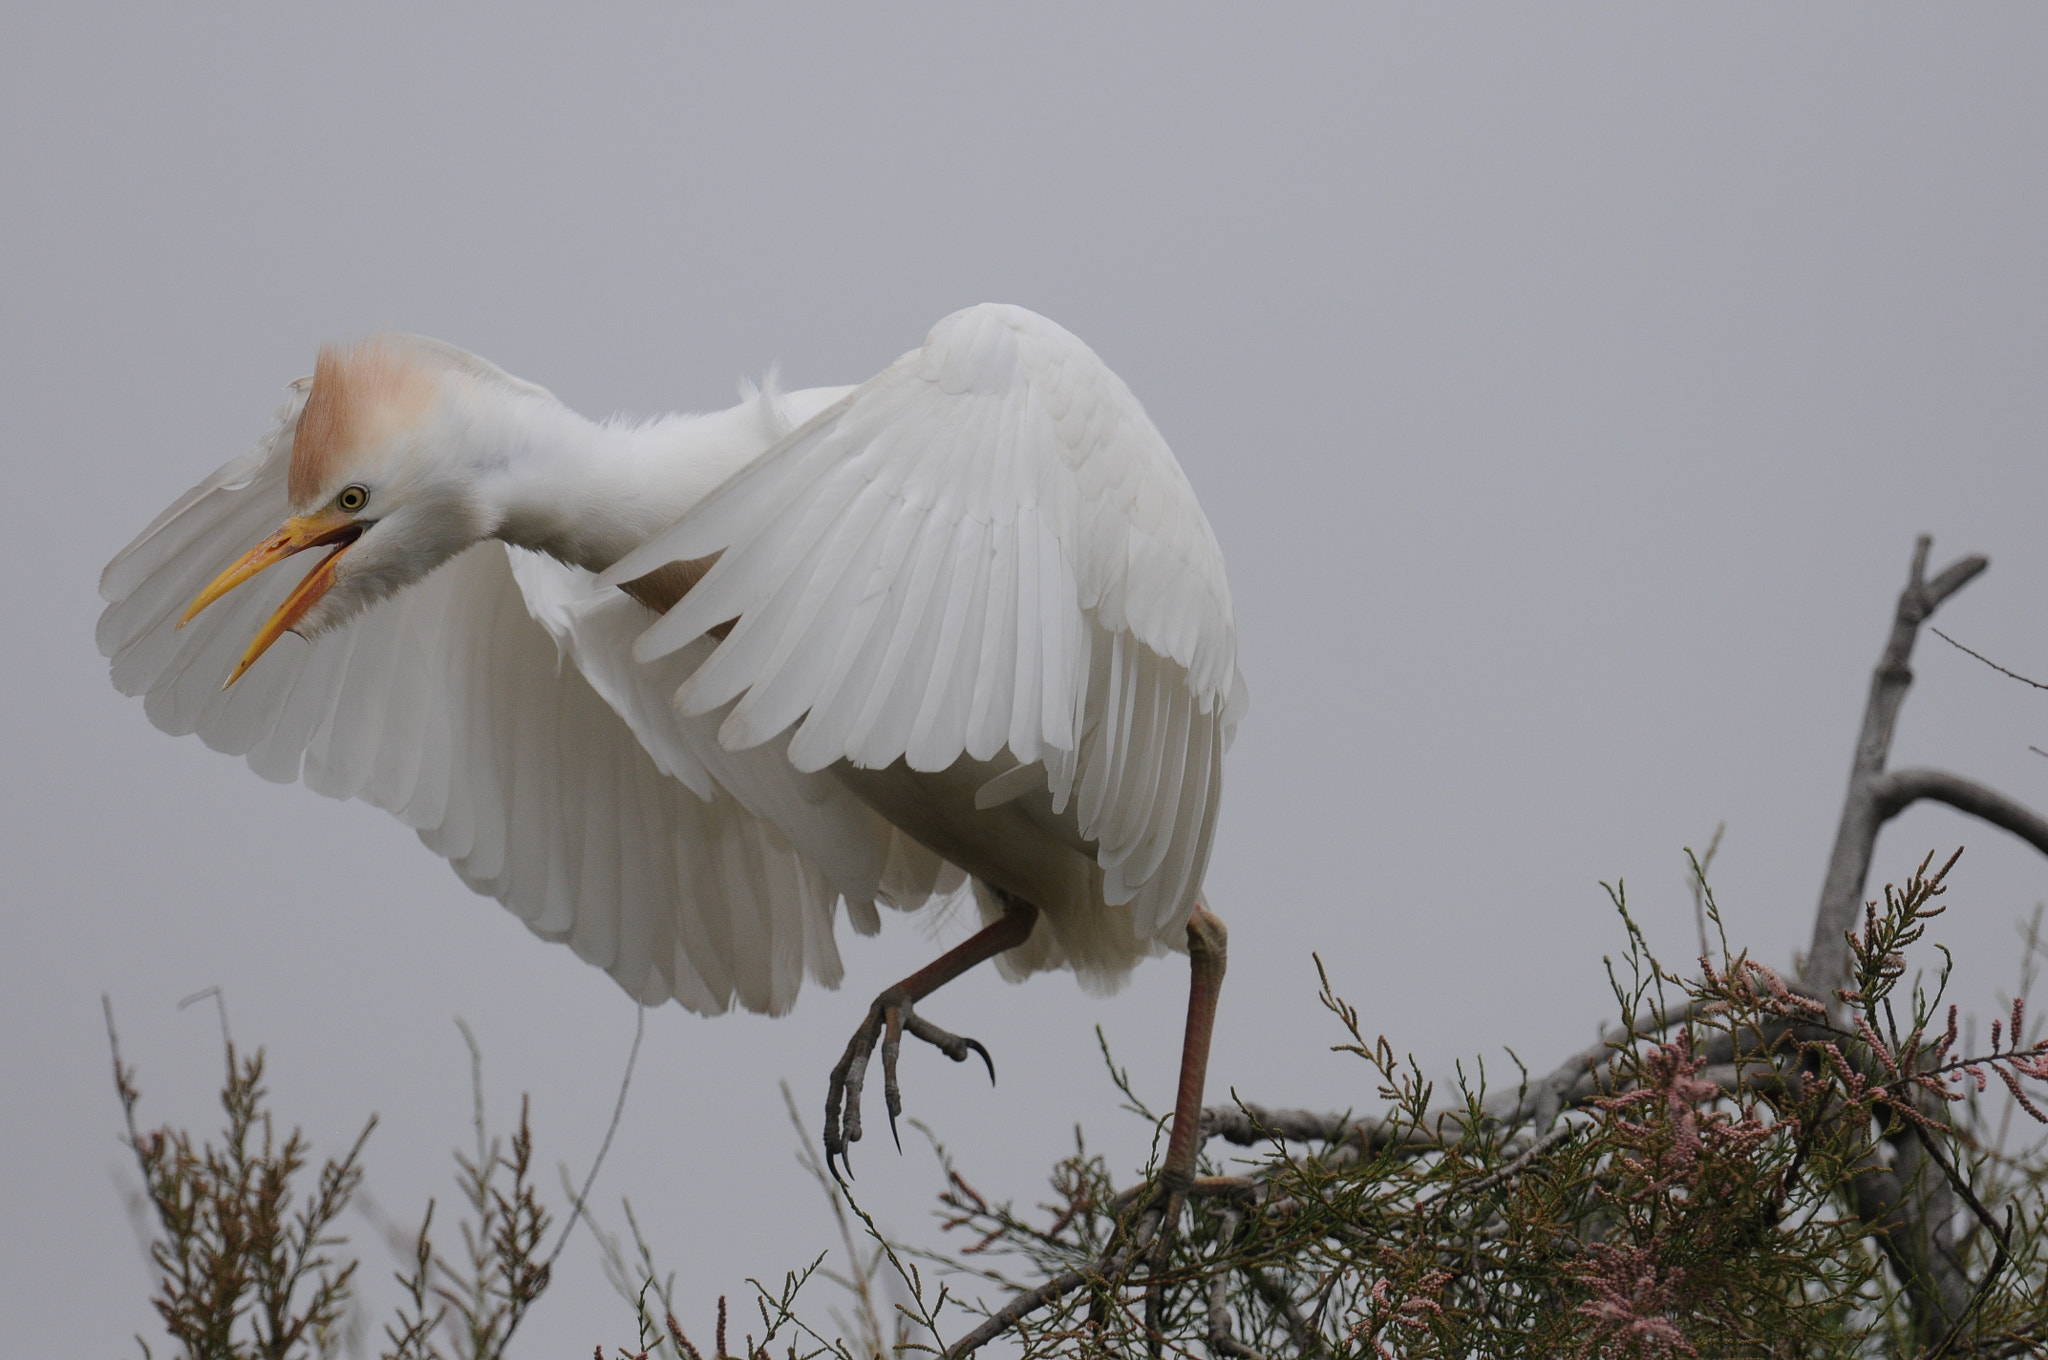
[821,991,1002,1174]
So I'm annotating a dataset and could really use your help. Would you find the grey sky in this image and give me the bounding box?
[5,7,2047,1355]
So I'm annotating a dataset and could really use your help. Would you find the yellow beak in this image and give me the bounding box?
[181,508,365,688]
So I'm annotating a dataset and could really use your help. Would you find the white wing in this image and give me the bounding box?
[97,393,906,1016]
[605,304,1246,942]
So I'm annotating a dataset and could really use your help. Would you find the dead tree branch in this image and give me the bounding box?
[1204,1207,1268,1360]
[1789,539,2048,1341]
[1870,768,2048,859]
[1804,536,1989,997]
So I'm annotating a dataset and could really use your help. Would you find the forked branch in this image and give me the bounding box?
[1804,536,1992,995]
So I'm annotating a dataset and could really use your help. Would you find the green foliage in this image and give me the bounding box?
[110,1010,370,1360]
[113,853,2048,1360]
[401,1022,554,1360]
[111,1015,552,1360]
[860,853,2048,1358]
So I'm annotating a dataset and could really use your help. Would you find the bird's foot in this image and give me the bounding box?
[823,986,995,1180]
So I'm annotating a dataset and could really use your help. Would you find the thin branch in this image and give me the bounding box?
[1932,628,2048,691]
[1916,1126,2013,1260]
[1915,1144,2014,1360]
[545,1004,645,1273]
[1688,823,1726,968]
[1422,1123,1578,1207]
[943,1206,1162,1359]
[1203,1106,1370,1150]
[1244,1264,1321,1358]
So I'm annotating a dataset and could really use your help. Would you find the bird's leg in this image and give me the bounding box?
[824,892,1040,1178]
[1146,904,1228,1341]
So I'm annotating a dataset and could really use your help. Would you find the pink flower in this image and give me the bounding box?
[1573,1243,1698,1358]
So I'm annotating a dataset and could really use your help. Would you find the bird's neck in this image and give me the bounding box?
[467,381,801,574]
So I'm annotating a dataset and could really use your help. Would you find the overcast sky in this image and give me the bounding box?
[5,7,2048,1356]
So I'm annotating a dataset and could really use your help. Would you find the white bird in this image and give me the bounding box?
[99,304,1245,1170]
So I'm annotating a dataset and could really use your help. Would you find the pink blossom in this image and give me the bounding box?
[1573,1243,1698,1358]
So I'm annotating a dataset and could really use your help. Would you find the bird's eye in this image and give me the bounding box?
[336,484,370,513]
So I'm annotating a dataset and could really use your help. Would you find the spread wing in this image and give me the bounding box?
[605,303,1246,941]
[97,392,915,1016]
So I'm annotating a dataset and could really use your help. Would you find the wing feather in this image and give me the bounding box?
[721,478,900,747]
[1008,504,1045,761]
[601,304,1242,945]
[567,703,618,969]
[854,515,963,765]
[99,399,882,1016]
[366,625,433,814]
[779,498,928,772]
[906,516,987,769]
[963,382,1026,760]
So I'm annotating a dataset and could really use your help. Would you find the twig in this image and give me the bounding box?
[546,1005,645,1273]
[1244,1265,1320,1358]
[780,1081,889,1354]
[176,986,234,1053]
[943,1206,1162,1358]
[1688,824,1726,967]
[1916,1124,2017,1360]
[1932,628,2048,691]
[1422,1123,1578,1207]
[1925,1203,2015,1360]
[1200,1002,1706,1164]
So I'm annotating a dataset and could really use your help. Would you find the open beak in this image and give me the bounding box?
[180,509,366,688]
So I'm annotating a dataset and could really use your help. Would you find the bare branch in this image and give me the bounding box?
[943,1206,1163,1359]
[546,1004,645,1273]
[1203,1107,1369,1150]
[1425,1123,1578,1207]
[1203,1208,1267,1360]
[1200,1004,1711,1163]
[1806,537,1989,997]
[1871,768,2048,860]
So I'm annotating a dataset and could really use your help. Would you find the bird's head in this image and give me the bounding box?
[182,336,501,685]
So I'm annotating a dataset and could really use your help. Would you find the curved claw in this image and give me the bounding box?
[823,994,1001,1172]
[824,1110,855,1183]
[882,1003,907,1153]
[824,998,891,1182]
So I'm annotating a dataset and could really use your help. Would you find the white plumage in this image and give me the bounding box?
[99,304,1244,1024]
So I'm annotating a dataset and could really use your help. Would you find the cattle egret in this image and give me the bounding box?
[99,304,1245,1174]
